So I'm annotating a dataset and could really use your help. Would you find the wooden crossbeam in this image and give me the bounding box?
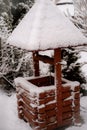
[37,54,54,65]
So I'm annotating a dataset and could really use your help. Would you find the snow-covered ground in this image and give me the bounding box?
[0,89,87,130]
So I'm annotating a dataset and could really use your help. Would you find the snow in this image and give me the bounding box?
[1,89,87,130]
[58,0,73,3]
[7,0,87,51]
[57,4,74,16]
[77,51,87,78]
[0,90,31,130]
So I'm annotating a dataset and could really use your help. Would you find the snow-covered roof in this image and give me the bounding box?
[7,0,87,51]
[57,4,74,16]
[57,0,72,3]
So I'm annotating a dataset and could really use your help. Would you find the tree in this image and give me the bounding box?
[71,0,87,37]
[62,48,86,84]
[0,0,34,88]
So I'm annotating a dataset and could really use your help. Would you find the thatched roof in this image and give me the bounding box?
[7,0,87,51]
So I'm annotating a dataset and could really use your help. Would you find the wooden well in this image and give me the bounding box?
[15,48,81,130]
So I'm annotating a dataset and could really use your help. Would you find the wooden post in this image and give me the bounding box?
[33,51,40,76]
[54,48,62,126]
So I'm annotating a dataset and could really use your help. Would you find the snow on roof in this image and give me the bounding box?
[57,0,72,3]
[57,4,74,16]
[7,0,87,51]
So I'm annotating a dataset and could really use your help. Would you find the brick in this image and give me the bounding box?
[46,109,57,117]
[38,106,45,114]
[38,92,46,99]
[38,113,46,120]
[62,86,71,93]
[74,99,80,106]
[62,106,72,113]
[73,105,80,112]
[23,102,37,113]
[38,99,45,105]
[45,96,55,104]
[46,102,56,111]
[45,90,55,97]
[62,118,73,127]
[38,121,46,129]
[23,108,37,120]
[62,112,73,120]
[62,92,71,100]
[74,92,80,99]
[73,86,80,92]
[62,99,72,107]
[47,122,57,130]
[46,116,57,124]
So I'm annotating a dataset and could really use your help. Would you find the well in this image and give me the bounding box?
[15,49,80,130]
[15,75,80,130]
[7,0,87,129]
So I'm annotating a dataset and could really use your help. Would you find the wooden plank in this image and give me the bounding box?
[23,109,38,127]
[62,112,73,120]
[46,109,57,117]
[62,92,71,100]
[74,99,80,106]
[37,54,54,65]
[54,48,62,125]
[23,107,37,120]
[46,102,56,111]
[47,123,57,130]
[74,92,80,99]
[62,106,72,113]
[62,118,73,127]
[62,99,72,107]
[62,86,71,93]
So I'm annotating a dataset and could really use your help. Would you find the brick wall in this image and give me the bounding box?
[15,76,80,130]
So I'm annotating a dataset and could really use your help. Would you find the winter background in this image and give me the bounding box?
[1,0,87,130]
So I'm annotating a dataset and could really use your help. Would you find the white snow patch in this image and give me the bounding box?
[0,90,31,130]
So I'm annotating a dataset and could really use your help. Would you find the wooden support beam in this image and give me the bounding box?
[37,54,54,65]
[33,51,40,76]
[54,48,62,126]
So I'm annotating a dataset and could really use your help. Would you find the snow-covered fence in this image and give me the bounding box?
[15,76,80,130]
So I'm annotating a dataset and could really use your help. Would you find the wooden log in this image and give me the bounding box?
[46,102,56,111]
[62,99,72,107]
[62,118,73,127]
[62,86,71,93]
[38,106,45,114]
[23,102,37,114]
[73,105,80,112]
[45,96,55,104]
[54,48,62,125]
[23,109,38,127]
[37,54,54,65]
[74,99,80,106]
[46,116,57,124]
[62,112,73,120]
[38,114,46,121]
[23,108,37,120]
[73,86,80,92]
[74,92,80,99]
[62,106,72,113]
[47,122,57,130]
[38,121,46,129]
[46,109,57,117]
[38,99,45,105]
[62,92,71,100]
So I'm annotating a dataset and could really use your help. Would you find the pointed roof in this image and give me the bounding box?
[7,0,87,51]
